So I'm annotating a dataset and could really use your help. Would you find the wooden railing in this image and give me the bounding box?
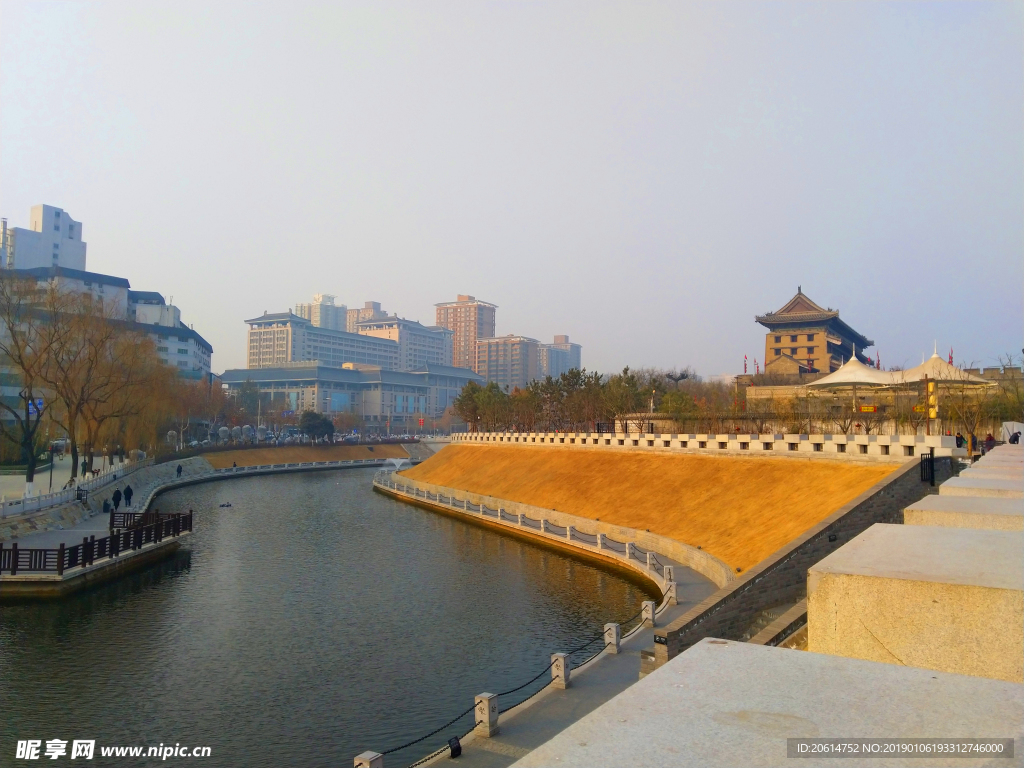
[0,511,193,576]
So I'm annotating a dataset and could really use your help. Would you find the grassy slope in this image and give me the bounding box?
[402,445,898,571]
[204,444,409,469]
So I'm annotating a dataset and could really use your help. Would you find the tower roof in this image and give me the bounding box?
[755,287,873,348]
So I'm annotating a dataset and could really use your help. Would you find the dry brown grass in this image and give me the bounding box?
[403,445,899,571]
[204,444,409,469]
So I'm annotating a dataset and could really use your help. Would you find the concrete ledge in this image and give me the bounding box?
[807,524,1023,682]
[0,535,186,598]
[904,496,1024,531]
[747,599,808,646]
[939,476,1023,499]
[509,639,1024,768]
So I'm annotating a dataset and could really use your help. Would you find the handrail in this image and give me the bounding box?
[0,511,193,575]
[0,458,154,519]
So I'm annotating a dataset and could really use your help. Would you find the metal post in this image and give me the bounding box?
[57,543,65,576]
[474,693,500,737]
[642,600,657,627]
[604,623,621,654]
[10,542,16,575]
[551,653,570,689]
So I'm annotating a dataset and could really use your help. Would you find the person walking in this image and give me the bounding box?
[176,464,183,478]
[124,484,134,507]
[112,488,122,511]
[955,432,964,448]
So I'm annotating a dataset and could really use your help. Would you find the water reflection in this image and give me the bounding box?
[1,469,661,767]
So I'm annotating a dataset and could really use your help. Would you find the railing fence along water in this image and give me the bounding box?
[362,471,671,768]
[0,457,154,519]
[0,511,193,576]
[354,576,656,768]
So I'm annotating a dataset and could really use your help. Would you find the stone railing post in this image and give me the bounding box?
[566,525,574,541]
[598,533,606,550]
[666,581,679,605]
[625,542,633,560]
[642,600,656,627]
[664,565,675,582]
[646,551,653,570]
[551,653,570,689]
[474,693,499,737]
[518,513,525,526]
[604,623,621,654]
[354,752,383,768]
[464,499,469,511]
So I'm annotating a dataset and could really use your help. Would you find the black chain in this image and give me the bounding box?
[497,659,557,697]
[381,705,475,755]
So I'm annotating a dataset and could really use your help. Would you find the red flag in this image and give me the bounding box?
[744,355,747,374]
[755,358,760,374]
[948,348,953,365]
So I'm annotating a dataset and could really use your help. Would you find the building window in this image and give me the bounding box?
[178,348,188,354]
[790,335,798,342]
[157,346,169,353]
[774,335,781,343]
[807,334,815,341]
[806,347,814,354]
[790,348,798,355]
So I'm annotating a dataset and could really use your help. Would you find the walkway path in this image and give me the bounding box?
[7,457,213,549]
[415,596,705,768]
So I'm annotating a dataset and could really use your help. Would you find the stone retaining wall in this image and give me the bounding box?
[642,457,953,674]
[389,473,736,589]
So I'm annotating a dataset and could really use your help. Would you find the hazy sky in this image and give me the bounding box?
[2,1,1021,375]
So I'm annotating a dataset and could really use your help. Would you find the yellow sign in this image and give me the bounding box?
[913,405,927,413]
[859,405,877,413]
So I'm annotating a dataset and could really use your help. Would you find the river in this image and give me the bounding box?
[0,468,661,767]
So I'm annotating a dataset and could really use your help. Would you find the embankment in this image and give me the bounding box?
[402,445,898,572]
[203,444,409,468]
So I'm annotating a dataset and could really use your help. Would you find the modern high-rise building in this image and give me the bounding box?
[346,301,389,333]
[538,335,583,378]
[475,335,539,391]
[1,205,87,271]
[356,316,454,372]
[246,312,399,370]
[295,294,347,331]
[435,295,497,372]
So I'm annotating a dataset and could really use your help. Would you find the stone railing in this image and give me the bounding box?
[453,430,965,462]
[373,471,735,590]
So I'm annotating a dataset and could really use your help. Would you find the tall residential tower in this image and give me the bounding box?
[435,294,496,372]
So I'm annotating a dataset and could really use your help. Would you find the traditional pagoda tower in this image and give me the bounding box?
[755,288,873,374]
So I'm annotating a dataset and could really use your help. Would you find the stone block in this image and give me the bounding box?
[939,476,1023,498]
[904,496,1023,531]
[808,523,1023,682]
[509,639,1023,768]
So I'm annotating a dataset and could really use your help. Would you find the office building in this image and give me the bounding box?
[756,288,874,374]
[475,335,539,391]
[295,294,347,331]
[246,312,399,370]
[356,316,454,372]
[346,301,388,333]
[539,335,583,378]
[435,295,497,372]
[1,205,87,271]
[220,362,483,430]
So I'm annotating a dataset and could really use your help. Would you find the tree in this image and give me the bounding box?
[453,380,483,430]
[299,410,334,442]
[0,273,65,493]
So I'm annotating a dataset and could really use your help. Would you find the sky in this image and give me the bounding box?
[1,1,1021,376]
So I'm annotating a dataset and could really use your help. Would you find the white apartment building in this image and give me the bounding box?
[356,316,454,371]
[1,205,87,271]
[247,312,399,370]
[295,293,347,331]
[130,291,213,378]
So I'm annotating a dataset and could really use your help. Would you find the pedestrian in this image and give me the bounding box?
[955,432,964,448]
[176,464,182,478]
[124,484,133,507]
[112,488,122,511]
[1010,431,1021,445]
[232,461,237,468]
[984,433,996,454]
[81,458,88,477]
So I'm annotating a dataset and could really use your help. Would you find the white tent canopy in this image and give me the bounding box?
[900,353,990,384]
[806,356,893,388]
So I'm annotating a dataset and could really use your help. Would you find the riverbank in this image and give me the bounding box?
[402,445,898,571]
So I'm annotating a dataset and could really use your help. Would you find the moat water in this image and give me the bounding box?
[0,469,663,767]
